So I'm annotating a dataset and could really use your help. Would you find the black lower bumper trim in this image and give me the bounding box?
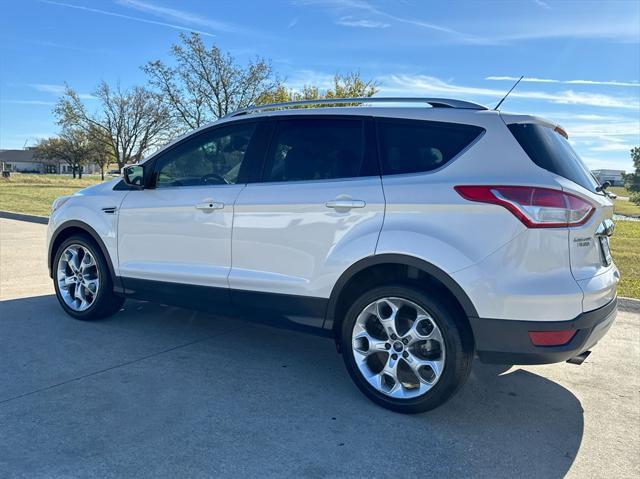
[471,298,618,365]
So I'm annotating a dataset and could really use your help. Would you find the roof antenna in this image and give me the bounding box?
[493,75,524,111]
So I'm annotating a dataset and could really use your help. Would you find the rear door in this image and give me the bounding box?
[229,116,384,322]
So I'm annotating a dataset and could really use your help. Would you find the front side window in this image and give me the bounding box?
[155,122,255,188]
[377,119,484,176]
[263,118,369,182]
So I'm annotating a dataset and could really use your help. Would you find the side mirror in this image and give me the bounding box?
[122,164,145,188]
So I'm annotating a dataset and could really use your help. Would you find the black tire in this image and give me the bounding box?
[53,234,125,320]
[341,284,473,414]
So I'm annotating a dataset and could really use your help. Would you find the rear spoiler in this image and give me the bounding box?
[499,114,569,139]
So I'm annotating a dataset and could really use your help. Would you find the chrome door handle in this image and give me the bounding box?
[195,201,224,211]
[325,199,366,209]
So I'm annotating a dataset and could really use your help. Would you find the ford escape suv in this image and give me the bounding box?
[47,97,619,413]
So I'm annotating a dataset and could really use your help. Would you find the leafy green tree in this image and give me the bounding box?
[256,72,379,105]
[626,147,640,205]
[33,129,100,179]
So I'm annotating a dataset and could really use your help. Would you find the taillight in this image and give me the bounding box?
[454,185,595,228]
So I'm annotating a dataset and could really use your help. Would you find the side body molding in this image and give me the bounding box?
[324,253,479,330]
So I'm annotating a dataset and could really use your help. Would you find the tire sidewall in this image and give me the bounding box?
[341,284,471,413]
[53,235,113,320]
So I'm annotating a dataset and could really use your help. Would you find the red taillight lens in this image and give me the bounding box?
[528,330,576,346]
[454,185,595,228]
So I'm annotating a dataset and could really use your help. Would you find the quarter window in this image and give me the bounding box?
[263,118,370,182]
[155,122,256,188]
[377,119,484,175]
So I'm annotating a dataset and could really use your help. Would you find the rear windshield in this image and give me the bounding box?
[508,123,598,191]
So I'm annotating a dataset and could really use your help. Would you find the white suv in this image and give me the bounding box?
[47,97,619,413]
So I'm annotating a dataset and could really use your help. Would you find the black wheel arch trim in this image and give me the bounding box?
[48,220,123,293]
[324,253,479,330]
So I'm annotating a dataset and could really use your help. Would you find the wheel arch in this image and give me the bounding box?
[48,221,119,290]
[325,254,478,336]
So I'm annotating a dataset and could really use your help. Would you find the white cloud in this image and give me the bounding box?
[40,0,216,37]
[486,76,640,88]
[379,74,640,109]
[336,16,389,28]
[533,0,551,9]
[29,83,96,100]
[2,100,56,106]
[115,0,242,33]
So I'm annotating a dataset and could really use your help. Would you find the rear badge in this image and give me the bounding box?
[573,237,591,247]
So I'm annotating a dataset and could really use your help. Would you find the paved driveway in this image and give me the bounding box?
[1,218,638,478]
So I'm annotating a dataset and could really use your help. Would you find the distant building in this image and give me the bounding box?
[0,148,100,174]
[592,169,626,186]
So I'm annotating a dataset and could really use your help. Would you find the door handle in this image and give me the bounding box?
[195,201,225,211]
[325,199,366,210]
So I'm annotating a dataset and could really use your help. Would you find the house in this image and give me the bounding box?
[591,169,626,187]
[0,148,100,174]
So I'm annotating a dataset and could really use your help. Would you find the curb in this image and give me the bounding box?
[619,297,640,313]
[0,210,49,225]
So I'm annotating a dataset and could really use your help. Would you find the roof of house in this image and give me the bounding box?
[0,149,41,163]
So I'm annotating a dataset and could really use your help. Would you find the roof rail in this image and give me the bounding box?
[224,97,487,118]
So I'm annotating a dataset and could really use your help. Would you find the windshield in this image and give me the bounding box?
[508,123,599,192]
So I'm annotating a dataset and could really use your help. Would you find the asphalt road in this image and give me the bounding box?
[1,218,638,478]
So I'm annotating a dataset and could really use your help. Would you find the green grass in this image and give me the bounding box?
[611,221,640,299]
[609,186,631,197]
[614,198,640,218]
[0,174,104,216]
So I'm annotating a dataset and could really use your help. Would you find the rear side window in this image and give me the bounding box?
[508,123,598,192]
[377,119,484,175]
[263,118,374,182]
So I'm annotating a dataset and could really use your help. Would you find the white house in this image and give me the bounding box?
[591,169,626,187]
[0,148,100,174]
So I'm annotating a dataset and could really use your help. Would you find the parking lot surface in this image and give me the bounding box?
[1,218,639,478]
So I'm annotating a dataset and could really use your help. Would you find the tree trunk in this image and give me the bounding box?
[72,167,76,179]
[78,166,83,179]
[100,167,105,181]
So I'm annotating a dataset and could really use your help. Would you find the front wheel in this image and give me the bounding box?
[53,234,124,320]
[341,284,473,413]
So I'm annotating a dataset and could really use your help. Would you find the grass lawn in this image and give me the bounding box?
[0,174,104,216]
[1,173,638,299]
[609,186,631,197]
[611,221,640,299]
[614,198,640,218]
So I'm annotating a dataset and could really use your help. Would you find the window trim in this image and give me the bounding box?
[255,115,380,185]
[146,118,261,189]
[374,117,485,178]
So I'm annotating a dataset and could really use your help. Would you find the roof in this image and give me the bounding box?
[0,149,40,163]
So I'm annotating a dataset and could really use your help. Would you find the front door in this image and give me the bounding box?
[117,121,258,307]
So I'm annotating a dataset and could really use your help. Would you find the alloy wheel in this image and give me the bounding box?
[351,297,446,399]
[56,244,100,312]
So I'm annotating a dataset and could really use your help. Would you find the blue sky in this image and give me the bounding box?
[1,0,639,171]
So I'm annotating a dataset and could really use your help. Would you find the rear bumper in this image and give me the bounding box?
[471,298,617,365]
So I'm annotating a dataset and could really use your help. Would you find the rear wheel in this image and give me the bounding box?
[341,284,473,413]
[53,235,124,320]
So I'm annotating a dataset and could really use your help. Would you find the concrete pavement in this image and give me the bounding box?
[0,218,638,478]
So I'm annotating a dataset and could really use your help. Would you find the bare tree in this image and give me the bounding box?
[143,33,280,131]
[55,82,172,169]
